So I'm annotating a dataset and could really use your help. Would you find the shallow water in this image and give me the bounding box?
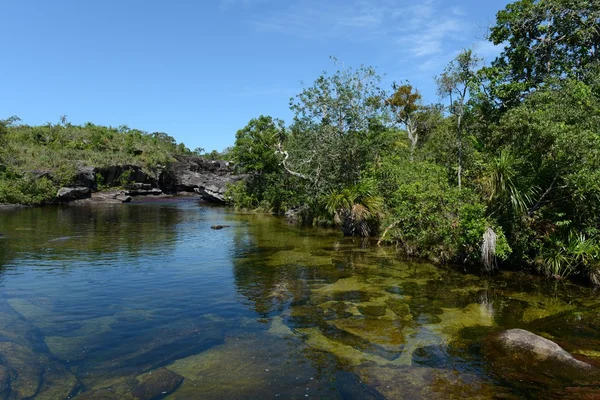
[0,199,598,399]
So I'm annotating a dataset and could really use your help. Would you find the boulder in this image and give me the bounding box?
[197,184,226,202]
[482,328,600,388]
[57,187,91,202]
[74,166,97,189]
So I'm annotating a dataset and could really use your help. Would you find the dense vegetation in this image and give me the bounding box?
[227,0,600,285]
[0,117,192,204]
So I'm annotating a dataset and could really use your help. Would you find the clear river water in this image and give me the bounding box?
[0,198,599,399]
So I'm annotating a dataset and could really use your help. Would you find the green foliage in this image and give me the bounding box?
[1,119,189,174]
[222,1,600,284]
[374,159,510,264]
[231,115,284,175]
[538,232,600,284]
[0,118,194,205]
[483,0,600,105]
[0,170,57,205]
[225,180,257,210]
[323,179,383,237]
[285,59,391,199]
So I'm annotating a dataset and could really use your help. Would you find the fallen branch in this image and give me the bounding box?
[377,221,399,246]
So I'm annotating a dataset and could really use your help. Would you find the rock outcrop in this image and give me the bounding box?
[51,157,238,204]
[159,156,241,202]
[74,166,97,189]
[95,165,157,188]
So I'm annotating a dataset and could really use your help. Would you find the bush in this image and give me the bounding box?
[376,160,510,265]
[0,171,57,205]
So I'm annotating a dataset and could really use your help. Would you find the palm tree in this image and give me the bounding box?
[323,180,383,237]
[485,149,535,217]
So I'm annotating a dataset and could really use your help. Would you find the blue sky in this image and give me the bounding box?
[0,0,511,152]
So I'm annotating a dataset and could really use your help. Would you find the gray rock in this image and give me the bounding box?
[74,166,97,189]
[211,225,230,230]
[116,195,132,203]
[125,188,163,196]
[197,186,225,202]
[57,187,91,202]
[482,328,600,388]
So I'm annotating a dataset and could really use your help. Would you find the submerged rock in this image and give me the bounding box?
[130,368,184,399]
[330,317,405,351]
[74,367,183,400]
[0,342,77,399]
[210,225,230,230]
[355,364,500,399]
[482,328,600,388]
[165,335,326,399]
[0,366,10,399]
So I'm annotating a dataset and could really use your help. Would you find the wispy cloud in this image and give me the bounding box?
[236,0,472,60]
[221,0,497,100]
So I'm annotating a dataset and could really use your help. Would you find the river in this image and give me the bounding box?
[0,198,598,399]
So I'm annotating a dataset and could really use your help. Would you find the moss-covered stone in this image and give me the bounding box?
[130,367,184,399]
[296,327,390,366]
[166,335,324,399]
[482,328,600,392]
[0,342,77,399]
[355,364,500,399]
[329,318,404,351]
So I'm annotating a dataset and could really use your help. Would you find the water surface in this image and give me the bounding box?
[0,199,598,399]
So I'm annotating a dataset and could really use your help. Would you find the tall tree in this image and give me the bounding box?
[436,49,482,189]
[286,59,388,198]
[387,82,422,160]
[230,115,285,176]
[484,0,600,106]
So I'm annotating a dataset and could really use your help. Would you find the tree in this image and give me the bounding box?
[192,147,205,156]
[483,0,600,106]
[285,59,389,201]
[230,115,284,175]
[324,179,383,237]
[387,82,422,160]
[436,49,482,189]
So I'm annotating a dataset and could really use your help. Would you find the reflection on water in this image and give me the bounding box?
[0,199,599,399]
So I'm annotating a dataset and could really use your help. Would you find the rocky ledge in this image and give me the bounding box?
[54,156,240,204]
[159,156,244,202]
